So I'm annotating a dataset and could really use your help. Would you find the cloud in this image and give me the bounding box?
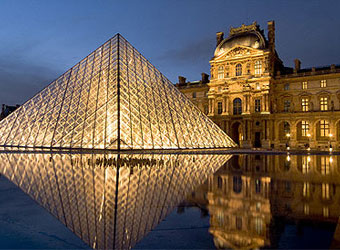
[0,58,59,106]
[157,36,215,65]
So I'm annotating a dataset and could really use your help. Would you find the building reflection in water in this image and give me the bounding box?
[188,154,340,249]
[0,152,231,249]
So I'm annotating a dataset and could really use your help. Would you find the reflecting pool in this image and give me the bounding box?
[1,152,340,249]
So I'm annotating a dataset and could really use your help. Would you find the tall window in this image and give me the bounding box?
[255,61,262,75]
[302,156,310,173]
[320,79,327,88]
[302,98,309,111]
[302,81,308,89]
[236,64,242,76]
[233,98,242,115]
[320,156,330,175]
[322,183,330,199]
[320,120,330,137]
[301,120,309,137]
[218,66,224,79]
[217,102,223,114]
[320,97,328,111]
[284,83,290,90]
[284,100,291,112]
[303,182,310,197]
[192,92,196,98]
[255,99,261,112]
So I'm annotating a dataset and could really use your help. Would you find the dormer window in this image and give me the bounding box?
[236,64,242,76]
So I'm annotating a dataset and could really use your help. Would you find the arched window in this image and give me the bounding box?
[233,98,242,115]
[217,176,223,189]
[233,176,242,193]
[218,66,224,79]
[235,64,242,76]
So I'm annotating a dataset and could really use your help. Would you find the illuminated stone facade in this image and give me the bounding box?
[188,154,340,249]
[177,21,340,150]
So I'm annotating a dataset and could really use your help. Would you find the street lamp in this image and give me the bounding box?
[329,133,333,153]
[307,133,311,151]
[286,133,291,150]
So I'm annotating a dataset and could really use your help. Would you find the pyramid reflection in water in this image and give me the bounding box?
[0,34,235,150]
[0,152,231,249]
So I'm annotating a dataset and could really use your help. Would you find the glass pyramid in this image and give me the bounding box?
[0,34,235,150]
[0,152,232,249]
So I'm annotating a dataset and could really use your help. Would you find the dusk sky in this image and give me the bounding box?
[1,0,340,105]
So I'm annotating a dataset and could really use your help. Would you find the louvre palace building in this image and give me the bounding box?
[176,21,340,150]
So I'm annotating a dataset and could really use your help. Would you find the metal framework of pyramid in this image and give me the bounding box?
[0,34,236,150]
[0,152,232,249]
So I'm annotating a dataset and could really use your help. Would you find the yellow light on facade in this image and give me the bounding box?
[307,133,311,137]
[329,133,333,138]
[307,156,311,162]
[286,133,290,138]
[330,156,333,163]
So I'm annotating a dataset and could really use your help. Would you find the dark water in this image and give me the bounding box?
[0,153,339,249]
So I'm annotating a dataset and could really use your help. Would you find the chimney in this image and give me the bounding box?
[1,104,4,114]
[201,73,209,84]
[267,21,275,52]
[178,76,186,84]
[216,32,224,47]
[294,59,301,72]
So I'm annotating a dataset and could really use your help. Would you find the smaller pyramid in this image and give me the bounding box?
[0,34,236,150]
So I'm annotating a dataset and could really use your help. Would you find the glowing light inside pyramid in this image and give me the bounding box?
[0,34,236,150]
[0,152,232,249]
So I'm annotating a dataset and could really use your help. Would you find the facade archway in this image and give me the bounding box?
[231,122,242,145]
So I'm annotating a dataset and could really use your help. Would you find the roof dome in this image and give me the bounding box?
[214,23,267,56]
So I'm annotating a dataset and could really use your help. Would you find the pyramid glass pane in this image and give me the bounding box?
[0,152,231,249]
[0,34,236,150]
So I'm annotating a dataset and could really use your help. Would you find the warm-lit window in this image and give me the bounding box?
[320,80,327,88]
[192,92,196,98]
[284,100,291,112]
[301,120,309,137]
[320,97,328,111]
[255,99,261,112]
[322,183,330,199]
[302,156,310,173]
[217,102,223,114]
[303,182,310,197]
[255,217,263,235]
[304,204,310,215]
[233,98,242,115]
[320,120,330,137]
[236,64,242,76]
[320,156,330,175]
[255,61,262,75]
[323,206,329,217]
[302,98,309,111]
[302,81,308,89]
[218,66,224,79]
[284,83,290,90]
